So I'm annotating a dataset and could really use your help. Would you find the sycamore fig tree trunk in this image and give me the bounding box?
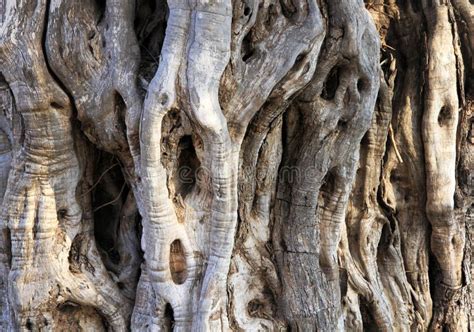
[0,0,473,330]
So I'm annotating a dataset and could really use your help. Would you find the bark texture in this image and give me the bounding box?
[0,0,473,331]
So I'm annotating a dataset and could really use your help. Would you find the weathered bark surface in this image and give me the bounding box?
[0,0,472,331]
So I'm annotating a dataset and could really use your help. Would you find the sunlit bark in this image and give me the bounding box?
[0,0,472,330]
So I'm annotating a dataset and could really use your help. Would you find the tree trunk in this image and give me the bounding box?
[0,0,472,330]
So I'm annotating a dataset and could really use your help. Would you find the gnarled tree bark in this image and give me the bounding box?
[0,0,472,330]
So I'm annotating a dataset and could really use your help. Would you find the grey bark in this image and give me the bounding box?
[0,0,472,331]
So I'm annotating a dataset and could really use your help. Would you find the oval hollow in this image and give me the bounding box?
[170,239,187,284]
[438,106,452,127]
[321,66,340,100]
[357,78,368,93]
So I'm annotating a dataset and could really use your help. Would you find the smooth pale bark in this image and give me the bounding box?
[0,0,473,331]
